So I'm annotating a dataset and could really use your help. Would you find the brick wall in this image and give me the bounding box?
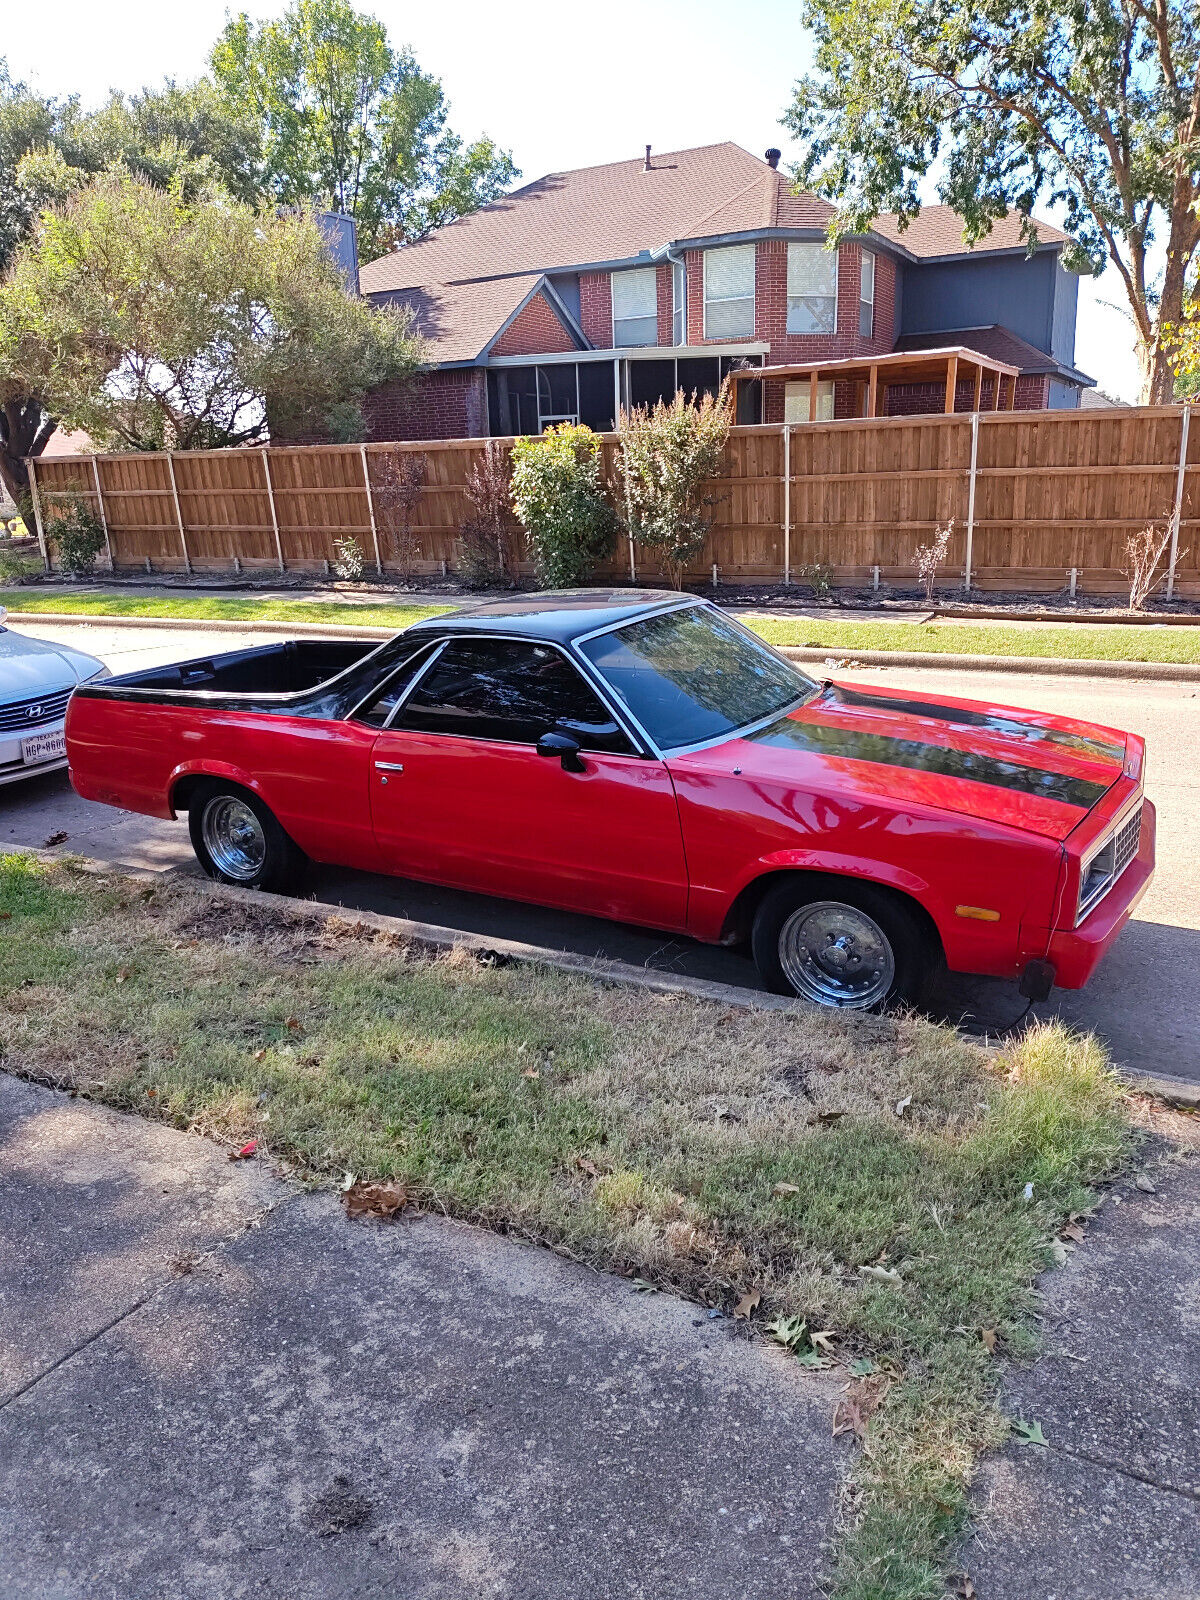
[656,262,674,345]
[884,372,1051,416]
[580,271,614,347]
[489,291,578,357]
[363,368,488,441]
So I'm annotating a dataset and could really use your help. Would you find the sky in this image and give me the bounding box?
[4,0,1140,399]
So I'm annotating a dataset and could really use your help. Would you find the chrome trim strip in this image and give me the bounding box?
[1076,794,1144,926]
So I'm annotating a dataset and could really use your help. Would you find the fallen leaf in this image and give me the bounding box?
[285,1016,302,1032]
[522,1068,541,1080]
[733,1288,762,1319]
[848,1357,877,1376]
[253,1048,267,1061]
[949,1573,976,1599]
[811,1330,836,1354]
[0,911,11,921]
[229,1140,257,1162]
[833,1375,888,1440]
[114,966,132,984]
[858,1264,903,1286]
[772,1181,801,1197]
[1011,1417,1047,1448]
[630,1278,659,1294]
[981,1328,998,1353]
[894,1094,912,1117]
[577,1157,600,1179]
[810,1109,846,1126]
[1134,1173,1157,1194]
[342,1178,408,1221]
[1061,1221,1086,1243]
[43,830,68,847]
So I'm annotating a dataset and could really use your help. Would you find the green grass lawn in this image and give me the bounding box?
[4,586,1200,665]
[748,614,1200,666]
[0,853,1134,1600]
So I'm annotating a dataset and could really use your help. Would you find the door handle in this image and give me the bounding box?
[374,761,405,773]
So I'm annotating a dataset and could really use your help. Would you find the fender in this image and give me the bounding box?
[167,758,269,817]
[696,849,938,945]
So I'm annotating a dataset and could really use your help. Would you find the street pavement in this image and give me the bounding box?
[4,617,1198,1083]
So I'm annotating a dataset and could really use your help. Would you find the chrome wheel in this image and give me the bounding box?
[777,900,896,1009]
[201,795,267,882]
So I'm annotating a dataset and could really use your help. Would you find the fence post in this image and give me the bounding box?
[1168,404,1191,601]
[90,456,114,572]
[261,449,285,574]
[963,411,980,592]
[782,423,792,585]
[359,445,383,575]
[26,457,51,572]
[165,454,192,575]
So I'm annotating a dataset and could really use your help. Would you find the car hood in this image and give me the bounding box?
[674,680,1131,841]
[0,625,105,697]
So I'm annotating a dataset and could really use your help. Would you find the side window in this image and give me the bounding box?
[353,643,439,727]
[397,638,633,751]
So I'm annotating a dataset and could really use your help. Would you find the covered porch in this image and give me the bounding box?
[729,346,1021,422]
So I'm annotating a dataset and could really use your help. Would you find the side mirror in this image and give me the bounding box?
[536,730,585,773]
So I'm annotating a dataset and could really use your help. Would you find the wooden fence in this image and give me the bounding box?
[26,405,1200,597]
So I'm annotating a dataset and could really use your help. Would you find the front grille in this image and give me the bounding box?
[1077,803,1143,924]
[0,687,73,733]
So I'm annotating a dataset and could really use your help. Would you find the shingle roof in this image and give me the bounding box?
[895,325,1092,385]
[870,206,1069,257]
[360,144,1070,297]
[376,273,544,363]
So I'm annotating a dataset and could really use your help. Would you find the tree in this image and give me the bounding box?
[0,170,420,457]
[210,0,517,259]
[784,0,1200,403]
[0,61,266,506]
[618,386,732,589]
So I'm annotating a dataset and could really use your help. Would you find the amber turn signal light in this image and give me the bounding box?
[955,905,1001,922]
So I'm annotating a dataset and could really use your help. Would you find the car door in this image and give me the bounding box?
[366,635,690,932]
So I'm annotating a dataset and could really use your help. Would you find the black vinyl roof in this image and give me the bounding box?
[406,589,689,645]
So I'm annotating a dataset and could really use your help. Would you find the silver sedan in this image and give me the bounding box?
[0,607,108,787]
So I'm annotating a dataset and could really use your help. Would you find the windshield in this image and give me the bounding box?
[579,604,816,751]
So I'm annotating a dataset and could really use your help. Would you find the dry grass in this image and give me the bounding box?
[0,854,1134,1599]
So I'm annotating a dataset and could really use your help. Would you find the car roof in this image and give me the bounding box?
[406,588,692,645]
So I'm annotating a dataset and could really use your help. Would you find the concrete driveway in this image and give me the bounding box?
[4,618,1197,1084]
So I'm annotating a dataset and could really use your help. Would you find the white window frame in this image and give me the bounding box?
[703,244,755,340]
[859,250,875,339]
[784,379,835,423]
[786,242,838,336]
[611,267,659,347]
[672,260,686,346]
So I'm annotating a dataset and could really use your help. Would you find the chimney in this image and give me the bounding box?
[644,144,652,171]
[765,148,782,170]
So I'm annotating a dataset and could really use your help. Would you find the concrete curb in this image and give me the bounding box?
[8,608,1200,682]
[11,844,1194,1104]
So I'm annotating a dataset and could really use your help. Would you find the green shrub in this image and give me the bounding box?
[0,543,41,583]
[618,385,732,589]
[50,498,107,577]
[332,535,365,580]
[509,423,616,588]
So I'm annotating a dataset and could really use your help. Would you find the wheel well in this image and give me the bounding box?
[171,773,253,818]
[720,868,945,961]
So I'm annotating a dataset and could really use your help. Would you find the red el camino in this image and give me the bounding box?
[65,591,1154,1011]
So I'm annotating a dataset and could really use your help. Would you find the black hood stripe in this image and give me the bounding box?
[747,713,1108,810]
[827,684,1125,764]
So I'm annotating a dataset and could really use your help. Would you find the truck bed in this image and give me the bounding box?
[97,639,377,700]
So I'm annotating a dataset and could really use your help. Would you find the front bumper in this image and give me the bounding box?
[1045,798,1156,989]
[0,719,69,788]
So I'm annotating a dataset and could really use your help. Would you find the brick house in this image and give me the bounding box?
[357,143,1093,441]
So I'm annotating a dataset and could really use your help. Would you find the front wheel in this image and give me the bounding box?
[188,782,307,895]
[751,878,938,1011]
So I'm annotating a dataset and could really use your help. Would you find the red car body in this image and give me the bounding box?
[65,591,1154,999]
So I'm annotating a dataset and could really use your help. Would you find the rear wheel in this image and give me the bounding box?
[188,782,307,894]
[751,877,938,1011]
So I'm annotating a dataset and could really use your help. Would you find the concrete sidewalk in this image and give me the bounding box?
[0,1074,844,1600]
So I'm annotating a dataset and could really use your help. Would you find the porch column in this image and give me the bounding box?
[943,354,959,415]
[867,364,878,418]
[809,370,818,421]
[972,362,983,411]
[613,358,620,428]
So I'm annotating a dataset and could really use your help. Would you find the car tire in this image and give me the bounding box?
[188,781,308,895]
[751,876,938,1012]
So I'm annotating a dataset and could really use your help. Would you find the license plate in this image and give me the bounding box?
[21,727,67,766]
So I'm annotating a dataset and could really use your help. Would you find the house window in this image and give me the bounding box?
[859,250,875,339]
[787,243,837,335]
[784,380,835,423]
[672,260,686,346]
[704,244,755,338]
[612,267,658,347]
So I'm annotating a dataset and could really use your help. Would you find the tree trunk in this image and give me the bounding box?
[1139,227,1194,405]
[0,396,56,514]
